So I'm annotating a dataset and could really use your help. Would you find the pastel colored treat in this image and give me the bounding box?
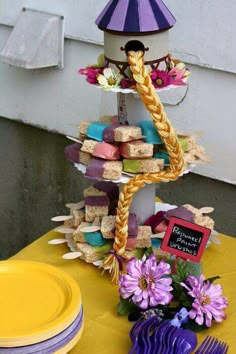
[79,121,91,135]
[136,226,152,248]
[154,151,170,165]
[183,204,215,230]
[65,143,91,165]
[101,213,138,239]
[154,220,168,233]
[73,222,90,243]
[85,196,109,222]
[125,237,136,250]
[178,136,189,153]
[123,158,164,173]
[101,215,116,239]
[76,241,112,263]
[94,181,119,202]
[86,122,110,141]
[81,140,97,154]
[85,158,122,180]
[81,140,120,160]
[114,125,142,142]
[145,211,167,234]
[83,185,106,198]
[70,209,85,227]
[99,114,118,124]
[119,140,153,159]
[84,231,106,246]
[93,141,120,160]
[151,238,161,248]
[164,206,194,222]
[138,120,163,144]
[103,124,120,143]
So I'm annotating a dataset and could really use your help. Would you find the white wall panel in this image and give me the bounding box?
[0,0,235,73]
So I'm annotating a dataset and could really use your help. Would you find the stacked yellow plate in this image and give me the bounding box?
[0,260,83,353]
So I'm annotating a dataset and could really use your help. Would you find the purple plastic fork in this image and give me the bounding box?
[195,336,228,354]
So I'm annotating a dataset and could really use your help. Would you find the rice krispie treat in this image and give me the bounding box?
[85,158,122,180]
[85,196,109,222]
[65,143,91,165]
[79,121,91,136]
[101,215,116,239]
[119,140,154,159]
[73,222,90,243]
[135,226,152,248]
[81,140,120,160]
[70,209,85,227]
[123,158,164,173]
[114,126,142,142]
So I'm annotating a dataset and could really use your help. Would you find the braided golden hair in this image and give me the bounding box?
[103,51,184,282]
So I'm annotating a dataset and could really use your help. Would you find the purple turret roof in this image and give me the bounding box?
[96,0,176,34]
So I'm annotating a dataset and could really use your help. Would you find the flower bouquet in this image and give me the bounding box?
[118,254,227,353]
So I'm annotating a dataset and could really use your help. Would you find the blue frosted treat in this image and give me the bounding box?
[138,120,163,144]
[84,231,106,246]
[154,151,170,165]
[86,122,110,141]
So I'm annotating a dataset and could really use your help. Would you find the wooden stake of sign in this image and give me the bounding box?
[160,217,211,262]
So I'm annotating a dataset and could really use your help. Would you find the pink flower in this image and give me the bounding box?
[120,78,132,89]
[150,69,171,88]
[77,66,104,84]
[168,67,189,86]
[119,255,173,310]
[181,275,228,327]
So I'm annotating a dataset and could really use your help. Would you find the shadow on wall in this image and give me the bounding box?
[0,117,91,259]
[157,173,236,236]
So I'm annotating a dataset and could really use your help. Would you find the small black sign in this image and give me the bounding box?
[161,217,211,261]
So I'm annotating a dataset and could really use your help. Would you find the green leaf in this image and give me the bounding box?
[206,276,221,284]
[185,261,202,277]
[176,258,188,280]
[117,297,138,316]
[182,318,208,332]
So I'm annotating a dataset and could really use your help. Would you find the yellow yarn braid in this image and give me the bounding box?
[103,51,184,283]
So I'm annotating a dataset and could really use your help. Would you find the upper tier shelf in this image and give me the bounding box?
[94,83,183,95]
[73,162,195,184]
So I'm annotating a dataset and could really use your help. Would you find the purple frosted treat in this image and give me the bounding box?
[94,181,119,201]
[128,213,138,237]
[65,143,82,163]
[164,206,194,222]
[85,195,109,222]
[85,158,105,179]
[103,124,120,143]
[85,196,109,207]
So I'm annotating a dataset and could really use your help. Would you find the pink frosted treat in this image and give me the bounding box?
[81,140,120,160]
[85,195,109,222]
[119,140,154,159]
[65,143,91,165]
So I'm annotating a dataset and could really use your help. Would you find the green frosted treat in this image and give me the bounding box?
[123,158,164,173]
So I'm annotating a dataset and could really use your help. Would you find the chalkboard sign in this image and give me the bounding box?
[161,217,211,262]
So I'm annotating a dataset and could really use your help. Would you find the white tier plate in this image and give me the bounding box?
[95,83,180,95]
[74,162,195,184]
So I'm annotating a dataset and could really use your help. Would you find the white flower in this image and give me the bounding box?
[97,68,122,89]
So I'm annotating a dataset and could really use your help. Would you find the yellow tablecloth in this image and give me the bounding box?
[11,231,236,353]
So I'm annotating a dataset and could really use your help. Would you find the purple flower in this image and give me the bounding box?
[181,275,228,327]
[77,66,103,84]
[170,307,189,328]
[150,69,171,88]
[119,254,173,310]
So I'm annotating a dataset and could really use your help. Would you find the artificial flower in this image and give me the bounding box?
[119,254,173,310]
[181,275,227,327]
[150,69,171,88]
[77,66,103,84]
[97,68,122,89]
[120,77,132,89]
[170,307,189,328]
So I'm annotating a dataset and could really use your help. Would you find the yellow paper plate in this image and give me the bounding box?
[0,260,82,346]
